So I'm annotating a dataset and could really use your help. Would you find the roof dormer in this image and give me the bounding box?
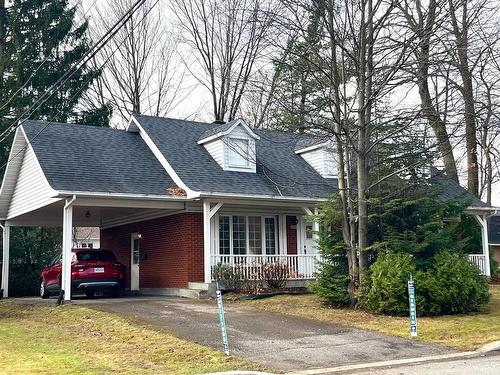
[295,140,337,179]
[198,119,259,173]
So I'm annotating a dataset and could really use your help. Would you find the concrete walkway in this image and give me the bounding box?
[80,297,455,371]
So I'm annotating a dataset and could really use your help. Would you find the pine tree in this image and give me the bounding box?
[0,0,110,296]
[0,0,110,167]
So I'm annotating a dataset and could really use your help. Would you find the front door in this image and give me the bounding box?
[130,234,140,291]
[303,222,316,256]
[298,219,317,277]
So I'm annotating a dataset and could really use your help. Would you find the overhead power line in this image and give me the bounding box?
[0,0,148,144]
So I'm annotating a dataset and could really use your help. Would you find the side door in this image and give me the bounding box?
[130,234,140,291]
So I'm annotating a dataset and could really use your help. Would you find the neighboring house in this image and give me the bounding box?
[73,227,100,249]
[489,216,500,266]
[0,115,496,300]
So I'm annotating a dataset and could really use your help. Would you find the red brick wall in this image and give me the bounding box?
[100,212,204,289]
[286,215,298,255]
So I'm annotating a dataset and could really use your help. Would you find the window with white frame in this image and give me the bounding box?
[219,216,230,254]
[232,215,247,255]
[218,215,277,255]
[323,149,336,177]
[227,138,250,168]
[248,216,262,255]
[264,217,276,255]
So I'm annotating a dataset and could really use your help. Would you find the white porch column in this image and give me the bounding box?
[475,214,491,278]
[1,223,10,298]
[62,197,75,300]
[203,200,211,284]
[203,200,224,283]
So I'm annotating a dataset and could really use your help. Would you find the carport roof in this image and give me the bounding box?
[22,120,176,196]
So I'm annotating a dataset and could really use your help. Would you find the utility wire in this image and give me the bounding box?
[0,0,160,171]
[0,0,148,144]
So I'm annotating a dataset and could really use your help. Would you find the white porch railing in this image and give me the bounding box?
[468,254,487,275]
[210,254,320,281]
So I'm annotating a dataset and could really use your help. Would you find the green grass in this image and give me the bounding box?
[0,301,264,375]
[241,285,500,351]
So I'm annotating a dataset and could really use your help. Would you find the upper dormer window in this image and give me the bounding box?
[227,138,250,168]
[198,119,259,173]
[295,140,337,178]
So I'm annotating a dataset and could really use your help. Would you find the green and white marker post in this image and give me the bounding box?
[216,283,230,355]
[408,273,418,337]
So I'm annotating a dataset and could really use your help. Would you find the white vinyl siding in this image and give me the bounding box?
[300,148,337,178]
[8,143,59,219]
[203,138,224,168]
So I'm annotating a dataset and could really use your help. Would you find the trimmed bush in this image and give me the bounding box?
[362,252,418,315]
[362,251,490,316]
[423,251,490,314]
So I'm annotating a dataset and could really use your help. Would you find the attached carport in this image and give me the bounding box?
[0,120,189,300]
[1,195,187,300]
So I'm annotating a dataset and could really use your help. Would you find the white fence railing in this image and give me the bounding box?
[210,254,320,281]
[468,254,487,275]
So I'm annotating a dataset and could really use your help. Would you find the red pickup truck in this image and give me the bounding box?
[40,249,124,298]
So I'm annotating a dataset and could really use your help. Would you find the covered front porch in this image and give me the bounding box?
[203,200,321,284]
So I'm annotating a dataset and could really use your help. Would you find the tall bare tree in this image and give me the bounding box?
[171,0,274,122]
[88,0,184,126]
[398,0,459,183]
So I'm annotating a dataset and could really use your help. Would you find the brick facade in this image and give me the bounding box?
[100,212,204,289]
[100,212,301,290]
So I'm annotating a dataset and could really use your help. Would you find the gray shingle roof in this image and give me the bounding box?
[134,115,337,199]
[22,120,176,196]
[294,136,330,152]
[490,216,500,244]
[429,169,488,207]
[198,119,239,141]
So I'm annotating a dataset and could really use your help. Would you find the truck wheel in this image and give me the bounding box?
[40,282,50,299]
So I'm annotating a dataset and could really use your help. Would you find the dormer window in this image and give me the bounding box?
[227,138,250,168]
[198,119,259,173]
[295,140,337,178]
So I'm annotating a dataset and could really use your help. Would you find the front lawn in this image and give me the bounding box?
[0,301,263,375]
[242,284,500,351]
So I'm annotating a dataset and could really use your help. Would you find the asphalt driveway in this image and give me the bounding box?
[82,296,455,371]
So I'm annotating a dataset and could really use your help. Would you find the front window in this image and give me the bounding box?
[218,215,276,255]
[227,138,250,168]
[248,216,262,255]
[265,217,276,255]
[219,216,230,255]
[232,216,246,255]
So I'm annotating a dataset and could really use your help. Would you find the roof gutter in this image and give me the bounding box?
[193,191,328,203]
[54,190,190,201]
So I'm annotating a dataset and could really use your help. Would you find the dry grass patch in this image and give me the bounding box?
[241,285,500,351]
[0,301,265,375]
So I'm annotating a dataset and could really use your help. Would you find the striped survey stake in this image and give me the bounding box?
[216,285,230,355]
[408,273,418,337]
